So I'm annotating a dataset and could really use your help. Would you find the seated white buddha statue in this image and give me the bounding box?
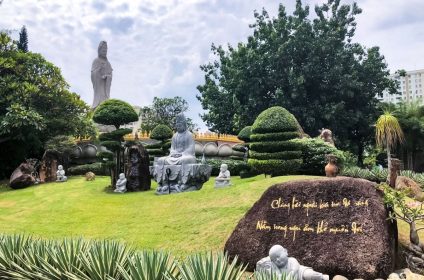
[156,114,196,166]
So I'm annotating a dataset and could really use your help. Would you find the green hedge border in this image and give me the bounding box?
[250,131,300,142]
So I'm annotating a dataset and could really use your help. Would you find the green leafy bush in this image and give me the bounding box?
[100,140,122,151]
[206,159,249,176]
[291,138,346,175]
[145,142,163,149]
[237,126,252,142]
[251,107,299,134]
[232,144,248,153]
[249,151,302,160]
[147,149,166,156]
[68,163,108,175]
[150,124,173,141]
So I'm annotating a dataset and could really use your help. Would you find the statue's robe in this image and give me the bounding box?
[91,57,112,108]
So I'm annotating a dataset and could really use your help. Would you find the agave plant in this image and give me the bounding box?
[166,252,247,280]
[66,240,132,280]
[119,250,178,280]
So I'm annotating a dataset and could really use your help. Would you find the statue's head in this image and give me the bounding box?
[119,173,125,180]
[220,164,228,172]
[269,245,288,269]
[175,114,187,133]
[58,165,63,170]
[98,41,108,58]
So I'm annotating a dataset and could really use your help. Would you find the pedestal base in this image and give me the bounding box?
[151,163,212,195]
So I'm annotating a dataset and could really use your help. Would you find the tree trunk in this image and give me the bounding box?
[410,221,420,246]
[356,141,364,167]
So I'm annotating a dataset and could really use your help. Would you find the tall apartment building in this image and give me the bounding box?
[377,69,424,104]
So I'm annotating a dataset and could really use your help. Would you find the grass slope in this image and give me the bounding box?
[0,175,317,255]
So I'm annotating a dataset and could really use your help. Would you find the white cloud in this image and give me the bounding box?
[1,0,423,130]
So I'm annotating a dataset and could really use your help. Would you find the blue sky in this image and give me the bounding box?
[1,0,424,131]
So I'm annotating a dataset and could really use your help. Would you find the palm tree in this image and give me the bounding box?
[375,111,404,186]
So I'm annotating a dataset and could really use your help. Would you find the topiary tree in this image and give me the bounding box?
[93,99,138,129]
[93,99,138,186]
[248,106,302,176]
[44,135,77,172]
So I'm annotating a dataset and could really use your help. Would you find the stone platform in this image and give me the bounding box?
[151,163,212,195]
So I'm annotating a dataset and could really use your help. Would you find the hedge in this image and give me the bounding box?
[249,150,302,160]
[205,159,249,176]
[68,163,108,175]
[248,159,302,176]
[291,138,346,175]
[144,142,163,149]
[251,107,299,134]
[250,131,301,142]
[249,141,303,153]
[100,140,121,151]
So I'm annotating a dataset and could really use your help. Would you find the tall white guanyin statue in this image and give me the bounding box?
[91,41,112,109]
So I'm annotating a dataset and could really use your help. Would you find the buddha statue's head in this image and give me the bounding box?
[58,165,63,171]
[98,41,108,59]
[220,164,228,173]
[175,114,187,133]
[269,245,288,269]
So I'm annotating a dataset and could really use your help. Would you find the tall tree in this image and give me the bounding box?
[17,25,28,52]
[0,31,94,178]
[139,96,197,133]
[197,0,397,164]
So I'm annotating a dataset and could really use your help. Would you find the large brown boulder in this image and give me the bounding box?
[9,163,35,189]
[224,177,397,279]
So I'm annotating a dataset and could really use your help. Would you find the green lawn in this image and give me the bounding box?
[0,175,318,255]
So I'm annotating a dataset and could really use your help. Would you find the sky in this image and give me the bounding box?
[1,0,424,131]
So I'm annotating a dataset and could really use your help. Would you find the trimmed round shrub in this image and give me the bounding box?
[237,126,252,142]
[232,144,248,153]
[150,124,173,141]
[291,138,346,175]
[251,107,299,134]
[249,106,302,175]
[97,151,113,161]
[93,99,138,129]
[250,131,300,142]
[100,141,121,151]
[99,128,133,141]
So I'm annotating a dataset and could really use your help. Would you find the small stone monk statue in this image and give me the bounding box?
[56,165,67,182]
[114,173,127,193]
[256,245,329,280]
[215,163,231,187]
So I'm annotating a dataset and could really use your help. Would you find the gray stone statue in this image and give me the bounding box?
[152,114,211,194]
[56,165,67,182]
[214,163,231,187]
[91,41,112,109]
[114,173,127,193]
[256,245,329,280]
